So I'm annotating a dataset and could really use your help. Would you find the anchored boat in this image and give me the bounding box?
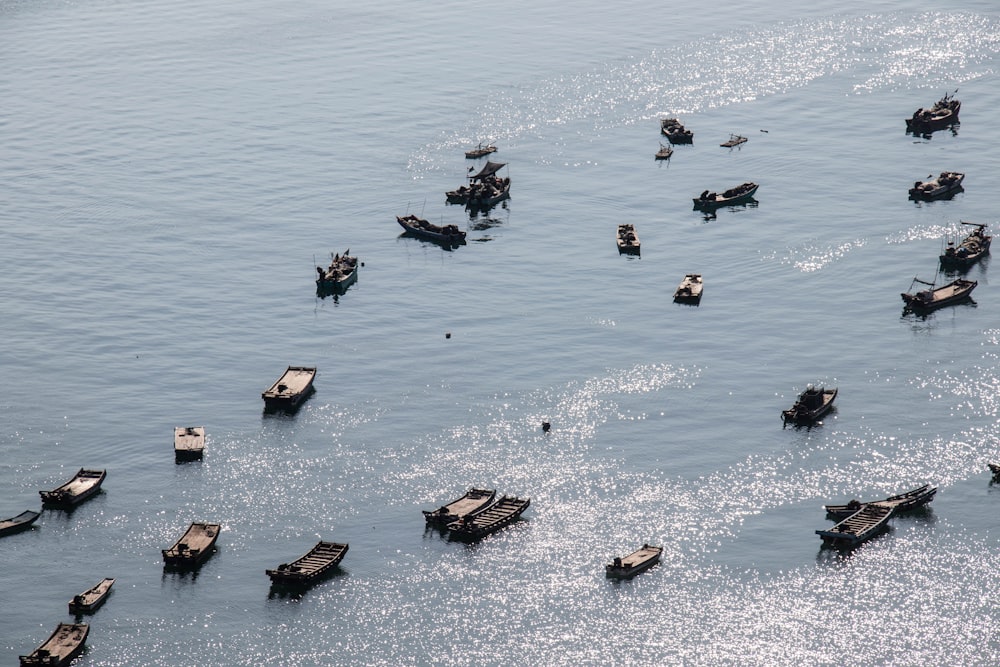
[824,484,937,519]
[174,426,205,461]
[39,469,106,508]
[0,510,40,537]
[782,385,837,424]
[901,277,976,312]
[616,224,640,255]
[266,540,349,587]
[69,577,115,614]
[447,495,530,542]
[19,623,89,667]
[905,90,960,133]
[262,366,316,411]
[162,522,220,569]
[423,488,496,525]
[940,222,990,268]
[605,544,663,578]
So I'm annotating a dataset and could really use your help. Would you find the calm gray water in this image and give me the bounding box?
[3,1,1000,664]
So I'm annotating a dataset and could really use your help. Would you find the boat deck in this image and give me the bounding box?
[267,540,348,584]
[816,503,893,546]
[19,623,89,667]
[163,522,220,566]
[174,426,205,457]
[447,496,530,541]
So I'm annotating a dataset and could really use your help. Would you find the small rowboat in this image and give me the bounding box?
[905,90,960,133]
[720,133,747,147]
[824,484,937,519]
[655,143,673,160]
[0,510,40,537]
[606,544,663,578]
[447,495,530,542]
[939,222,990,268]
[423,488,496,525]
[162,522,221,568]
[901,277,976,312]
[782,385,837,424]
[40,468,106,508]
[174,426,205,461]
[396,214,467,245]
[673,274,703,304]
[908,171,964,199]
[660,117,693,144]
[465,142,497,159]
[315,250,359,295]
[266,540,349,587]
[69,577,115,614]
[616,224,640,255]
[19,623,89,667]
[262,366,316,411]
[693,182,758,210]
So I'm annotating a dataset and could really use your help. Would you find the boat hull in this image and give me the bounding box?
[423,488,497,525]
[605,545,663,579]
[901,279,977,312]
[19,623,89,667]
[782,387,837,424]
[69,578,115,614]
[162,522,221,569]
[825,484,937,519]
[0,510,40,537]
[39,469,106,508]
[447,496,530,542]
[266,541,349,587]
[693,183,758,210]
[262,366,316,411]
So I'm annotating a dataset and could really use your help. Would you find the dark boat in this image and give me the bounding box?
[262,366,316,411]
[693,182,758,210]
[423,488,496,525]
[660,117,693,144]
[901,277,976,312]
[447,495,530,541]
[446,160,511,209]
[655,143,673,160]
[816,503,893,547]
[782,385,837,424]
[673,274,703,304]
[605,544,663,578]
[720,133,747,148]
[940,222,990,268]
[908,171,964,199]
[905,90,960,133]
[315,250,359,294]
[824,484,938,519]
[174,426,205,461]
[266,540,349,587]
[68,577,115,614]
[0,510,40,537]
[162,522,220,568]
[465,142,497,159]
[396,214,467,245]
[19,623,89,667]
[989,463,1000,478]
[39,468,106,508]
[616,224,640,255]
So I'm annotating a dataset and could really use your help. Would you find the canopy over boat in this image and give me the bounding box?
[470,161,506,180]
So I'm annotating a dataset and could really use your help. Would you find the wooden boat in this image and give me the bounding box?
[174,426,205,460]
[68,577,115,614]
[940,222,990,268]
[905,90,960,133]
[673,274,703,304]
[162,522,221,568]
[605,544,663,578]
[616,224,640,255]
[824,484,937,519]
[908,171,964,199]
[782,385,837,424]
[39,468,106,508]
[901,277,976,312]
[396,214,467,245]
[447,495,530,541]
[816,503,893,546]
[315,250,359,294]
[423,488,496,525]
[989,463,1000,477]
[446,160,511,209]
[693,182,758,210]
[660,117,693,144]
[465,142,497,159]
[654,143,673,160]
[19,623,89,667]
[720,133,747,147]
[262,366,316,411]
[266,540,349,586]
[0,510,40,537]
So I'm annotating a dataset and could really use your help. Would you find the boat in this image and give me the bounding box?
[908,171,964,199]
[446,495,530,541]
[693,182,758,210]
[781,385,837,424]
[68,577,115,614]
[315,250,359,294]
[616,224,640,255]
[465,142,497,159]
[396,214,467,245]
[905,90,960,133]
[445,160,511,209]
[261,366,316,411]
[940,222,991,268]
[655,143,673,160]
[605,544,663,579]
[901,277,977,312]
[673,274,703,304]
[660,117,693,144]
[174,426,205,461]
[0,510,40,537]
[989,463,1000,478]
[266,540,349,586]
[816,503,894,546]
[824,484,938,519]
[162,522,221,568]
[423,488,496,525]
[720,133,747,148]
[39,468,106,508]
[19,623,89,667]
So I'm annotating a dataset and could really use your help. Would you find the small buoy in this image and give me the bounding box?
[445,332,451,339]
[541,421,551,432]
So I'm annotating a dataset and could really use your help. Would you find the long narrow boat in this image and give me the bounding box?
[693,182,758,210]
[19,623,89,667]
[815,503,894,546]
[39,469,106,508]
[262,366,316,411]
[447,495,530,541]
[605,544,663,578]
[908,171,964,199]
[940,222,991,268]
[616,224,640,255]
[782,385,837,424]
[162,522,221,568]
[901,277,976,312]
[0,510,40,537]
[315,250,359,295]
[174,426,205,461]
[824,484,937,519]
[68,577,115,614]
[396,214,467,245]
[423,488,496,525]
[266,540,349,587]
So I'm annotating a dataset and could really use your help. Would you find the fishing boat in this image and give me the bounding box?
[39,468,106,508]
[908,171,964,199]
[655,143,673,160]
[616,224,640,255]
[445,160,511,209]
[465,142,497,159]
[673,274,703,304]
[262,366,316,411]
[816,503,894,547]
[174,426,205,461]
[720,133,747,148]
[447,495,530,542]
[266,540,349,586]
[605,544,663,578]
[423,488,496,525]
[68,577,115,614]
[905,90,960,133]
[315,250,359,294]
[901,277,977,312]
[782,385,837,424]
[162,522,221,568]
[0,510,40,537]
[939,222,991,268]
[660,117,693,144]
[824,484,938,519]
[989,463,1000,478]
[396,214,467,245]
[693,182,758,210]
[19,623,89,667]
